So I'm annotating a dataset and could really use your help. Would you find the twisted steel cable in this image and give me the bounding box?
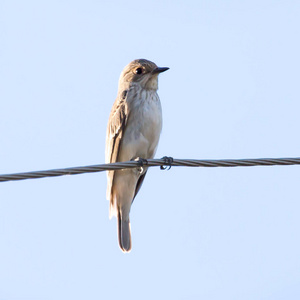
[0,157,300,183]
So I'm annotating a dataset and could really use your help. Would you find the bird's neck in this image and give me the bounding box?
[131,79,158,91]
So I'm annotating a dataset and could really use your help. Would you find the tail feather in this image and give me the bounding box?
[117,211,132,252]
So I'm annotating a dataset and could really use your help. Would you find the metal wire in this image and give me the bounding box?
[0,157,300,183]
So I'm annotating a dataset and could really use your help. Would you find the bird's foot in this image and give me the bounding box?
[132,157,148,174]
[160,156,173,170]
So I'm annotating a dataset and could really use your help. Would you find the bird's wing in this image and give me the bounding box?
[105,91,129,204]
[132,170,148,203]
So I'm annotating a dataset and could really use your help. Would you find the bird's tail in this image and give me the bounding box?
[117,210,132,253]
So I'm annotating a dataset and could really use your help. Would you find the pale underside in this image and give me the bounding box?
[105,86,162,218]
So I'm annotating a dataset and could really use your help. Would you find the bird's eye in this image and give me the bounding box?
[135,67,143,75]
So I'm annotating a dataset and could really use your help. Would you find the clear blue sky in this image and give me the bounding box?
[1,0,300,299]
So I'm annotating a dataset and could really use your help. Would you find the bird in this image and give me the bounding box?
[105,59,169,252]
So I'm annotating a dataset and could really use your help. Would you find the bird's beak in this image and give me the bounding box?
[152,67,169,74]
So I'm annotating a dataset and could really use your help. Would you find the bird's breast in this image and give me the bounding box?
[132,90,162,139]
[120,89,162,160]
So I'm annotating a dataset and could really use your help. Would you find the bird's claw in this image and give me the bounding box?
[160,156,173,170]
[132,157,148,174]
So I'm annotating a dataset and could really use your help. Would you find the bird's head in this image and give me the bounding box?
[119,59,169,91]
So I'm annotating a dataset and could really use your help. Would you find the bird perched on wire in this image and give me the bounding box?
[105,59,169,252]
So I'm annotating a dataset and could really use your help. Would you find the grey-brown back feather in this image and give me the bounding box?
[105,92,129,203]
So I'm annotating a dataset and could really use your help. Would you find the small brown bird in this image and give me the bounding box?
[105,59,169,252]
